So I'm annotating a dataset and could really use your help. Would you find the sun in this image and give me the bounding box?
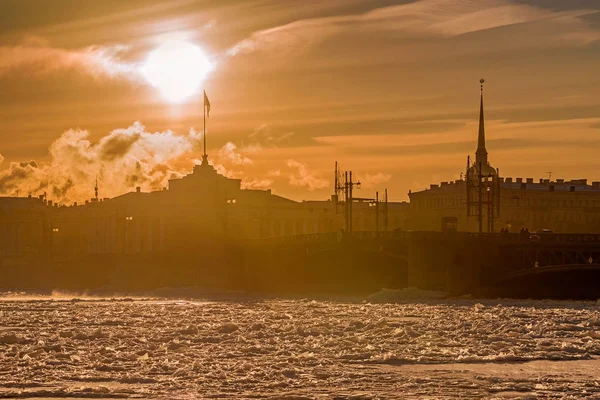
[141,41,212,103]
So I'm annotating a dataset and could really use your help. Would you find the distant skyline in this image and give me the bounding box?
[0,0,599,203]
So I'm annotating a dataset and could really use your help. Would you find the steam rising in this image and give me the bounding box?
[0,122,201,203]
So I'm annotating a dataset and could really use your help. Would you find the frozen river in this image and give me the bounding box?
[1,290,599,399]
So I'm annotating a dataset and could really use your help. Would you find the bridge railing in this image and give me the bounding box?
[251,231,600,246]
[250,230,409,246]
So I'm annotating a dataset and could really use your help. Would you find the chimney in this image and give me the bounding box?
[593,182,600,189]
[526,178,534,184]
[516,178,523,183]
[556,179,564,184]
[136,187,141,193]
[430,184,439,189]
[440,181,448,186]
[506,177,513,183]
[48,200,53,207]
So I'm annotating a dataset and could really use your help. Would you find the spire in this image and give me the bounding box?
[475,78,488,167]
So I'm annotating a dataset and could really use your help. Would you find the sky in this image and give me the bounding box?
[0,0,599,203]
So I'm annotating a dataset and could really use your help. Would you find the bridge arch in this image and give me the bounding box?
[483,264,600,299]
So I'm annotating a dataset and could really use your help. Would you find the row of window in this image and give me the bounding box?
[413,196,600,209]
[513,213,600,224]
[509,198,600,208]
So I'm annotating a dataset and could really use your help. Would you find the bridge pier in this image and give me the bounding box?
[247,231,600,299]
[408,232,501,295]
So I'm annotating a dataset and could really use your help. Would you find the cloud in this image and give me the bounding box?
[286,159,329,191]
[245,124,295,149]
[0,122,201,203]
[0,39,141,80]
[217,142,253,165]
[241,178,274,190]
[360,172,392,188]
[228,0,599,58]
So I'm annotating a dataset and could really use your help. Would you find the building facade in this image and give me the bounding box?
[0,158,408,262]
[408,82,600,233]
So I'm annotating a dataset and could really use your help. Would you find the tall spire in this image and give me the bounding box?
[475,78,488,167]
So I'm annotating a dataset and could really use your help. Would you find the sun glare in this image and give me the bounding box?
[141,41,211,103]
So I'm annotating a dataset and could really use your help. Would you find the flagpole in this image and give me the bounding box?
[203,90,207,160]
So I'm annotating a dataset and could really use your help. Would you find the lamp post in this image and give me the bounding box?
[348,172,360,234]
[124,216,133,253]
[368,191,380,233]
[50,224,59,260]
[224,199,236,238]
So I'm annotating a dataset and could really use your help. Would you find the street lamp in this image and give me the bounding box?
[224,199,237,237]
[124,216,133,253]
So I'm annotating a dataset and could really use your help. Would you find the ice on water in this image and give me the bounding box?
[0,290,599,399]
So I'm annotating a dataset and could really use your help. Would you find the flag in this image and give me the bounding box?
[204,90,210,117]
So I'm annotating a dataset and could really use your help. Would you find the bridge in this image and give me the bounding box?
[248,231,600,298]
[245,231,409,294]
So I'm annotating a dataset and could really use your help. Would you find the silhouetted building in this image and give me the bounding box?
[408,82,600,233]
[0,197,47,257]
[0,157,408,264]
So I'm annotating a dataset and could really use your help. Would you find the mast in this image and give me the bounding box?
[202,90,210,165]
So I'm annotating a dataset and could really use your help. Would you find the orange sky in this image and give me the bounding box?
[0,0,599,203]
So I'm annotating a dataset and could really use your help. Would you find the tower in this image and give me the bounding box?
[466,79,500,233]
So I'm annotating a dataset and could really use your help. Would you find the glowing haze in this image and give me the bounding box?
[141,41,212,103]
[0,0,599,203]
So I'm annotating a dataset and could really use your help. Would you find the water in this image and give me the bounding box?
[1,290,599,399]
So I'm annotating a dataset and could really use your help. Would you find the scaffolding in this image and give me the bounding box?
[466,160,501,233]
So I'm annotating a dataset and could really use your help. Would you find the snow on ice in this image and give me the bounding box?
[0,292,599,398]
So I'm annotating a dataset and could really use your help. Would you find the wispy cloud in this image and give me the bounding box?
[228,0,599,58]
[286,159,329,191]
[360,172,392,188]
[246,124,295,148]
[217,142,253,165]
[0,39,141,80]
